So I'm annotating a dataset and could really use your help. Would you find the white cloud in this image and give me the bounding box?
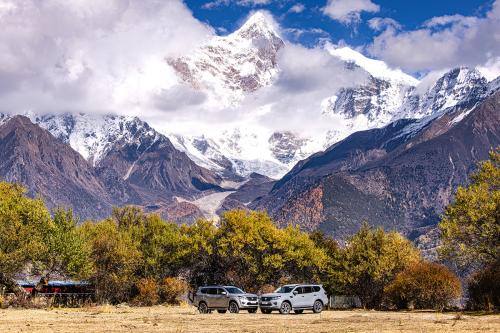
[321,0,379,24]
[423,14,479,28]
[368,17,401,31]
[368,0,500,72]
[283,28,330,40]
[0,0,214,117]
[202,0,271,10]
[288,3,306,14]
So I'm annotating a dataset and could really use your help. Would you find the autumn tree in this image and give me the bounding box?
[215,210,327,293]
[328,223,421,309]
[440,148,500,270]
[384,262,462,309]
[0,182,92,300]
[0,182,52,298]
[80,216,141,304]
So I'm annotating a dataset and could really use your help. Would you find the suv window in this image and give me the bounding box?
[275,286,295,293]
[200,288,208,294]
[313,286,320,292]
[303,286,313,293]
[217,288,226,295]
[208,288,218,295]
[295,287,304,294]
[225,287,244,294]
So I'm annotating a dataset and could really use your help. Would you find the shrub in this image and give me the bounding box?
[159,278,188,305]
[132,279,160,306]
[467,261,500,310]
[132,278,187,306]
[385,262,462,309]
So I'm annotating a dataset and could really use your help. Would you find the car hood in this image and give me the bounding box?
[260,293,286,298]
[233,293,258,298]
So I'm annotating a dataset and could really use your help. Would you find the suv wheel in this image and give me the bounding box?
[313,300,323,313]
[261,309,272,314]
[279,302,291,315]
[198,302,209,314]
[228,301,240,314]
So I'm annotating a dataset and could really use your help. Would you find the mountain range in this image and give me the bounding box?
[1,13,500,251]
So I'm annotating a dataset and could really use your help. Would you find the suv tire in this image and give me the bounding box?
[279,301,291,314]
[248,309,257,313]
[228,301,240,314]
[313,300,323,313]
[261,309,272,314]
[294,310,303,314]
[198,302,209,314]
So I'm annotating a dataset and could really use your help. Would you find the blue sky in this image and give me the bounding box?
[184,0,492,47]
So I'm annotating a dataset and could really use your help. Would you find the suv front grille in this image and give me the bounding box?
[248,297,257,301]
[261,297,271,302]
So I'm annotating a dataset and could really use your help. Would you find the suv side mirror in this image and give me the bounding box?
[293,291,298,295]
[221,291,227,295]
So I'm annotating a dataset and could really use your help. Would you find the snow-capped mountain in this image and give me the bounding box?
[22,112,163,167]
[167,12,284,107]
[166,13,495,180]
[6,13,499,183]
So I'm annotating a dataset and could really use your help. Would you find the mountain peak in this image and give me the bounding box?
[236,12,280,41]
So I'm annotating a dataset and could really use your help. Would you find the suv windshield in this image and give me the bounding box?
[224,287,244,294]
[274,286,295,294]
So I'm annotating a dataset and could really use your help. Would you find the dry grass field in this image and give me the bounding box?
[0,305,499,332]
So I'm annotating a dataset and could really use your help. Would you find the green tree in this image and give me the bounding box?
[30,205,93,296]
[81,217,141,304]
[0,182,52,298]
[216,210,327,293]
[440,148,500,270]
[328,223,421,309]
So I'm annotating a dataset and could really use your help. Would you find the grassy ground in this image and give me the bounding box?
[0,305,499,332]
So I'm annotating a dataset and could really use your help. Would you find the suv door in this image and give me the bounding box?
[214,288,228,308]
[293,287,305,308]
[206,288,218,307]
[302,286,315,308]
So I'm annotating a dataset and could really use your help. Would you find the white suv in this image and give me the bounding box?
[259,284,328,314]
[193,286,259,314]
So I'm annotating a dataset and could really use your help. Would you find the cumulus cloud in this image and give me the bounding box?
[202,0,271,10]
[288,3,306,14]
[368,17,401,31]
[283,28,330,40]
[368,0,500,72]
[322,0,379,24]
[0,0,214,117]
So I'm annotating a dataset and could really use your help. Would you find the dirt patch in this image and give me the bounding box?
[1,306,499,332]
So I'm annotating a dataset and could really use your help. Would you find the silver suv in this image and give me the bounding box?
[193,286,259,314]
[259,284,328,314]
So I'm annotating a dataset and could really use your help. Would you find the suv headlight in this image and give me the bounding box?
[270,296,281,300]
[238,296,248,300]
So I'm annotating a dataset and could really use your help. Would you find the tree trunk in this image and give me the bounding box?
[31,276,49,298]
[0,273,28,299]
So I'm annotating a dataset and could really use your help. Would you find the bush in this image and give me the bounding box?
[385,262,462,309]
[132,279,160,306]
[132,278,187,306]
[158,278,187,305]
[467,261,500,310]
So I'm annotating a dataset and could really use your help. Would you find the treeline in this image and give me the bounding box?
[3,145,500,310]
